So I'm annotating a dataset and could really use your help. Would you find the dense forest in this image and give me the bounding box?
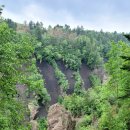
[0,5,130,130]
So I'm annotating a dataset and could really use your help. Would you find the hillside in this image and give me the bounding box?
[1,12,130,130]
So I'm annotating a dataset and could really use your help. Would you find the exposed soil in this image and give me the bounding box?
[36,61,91,118]
[57,61,91,91]
[79,63,91,89]
[37,60,60,105]
[36,60,60,117]
[16,84,27,100]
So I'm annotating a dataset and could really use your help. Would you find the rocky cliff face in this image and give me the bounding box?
[47,103,75,130]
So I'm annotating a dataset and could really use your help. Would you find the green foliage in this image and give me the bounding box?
[24,58,50,104]
[0,22,50,129]
[58,95,64,104]
[55,67,69,92]
[63,41,130,129]
[0,22,32,129]
[5,19,17,30]
[34,24,128,70]
[98,101,130,130]
[52,61,69,93]
[1,17,130,130]
[89,73,101,87]
[73,71,85,95]
[0,98,31,130]
[63,85,111,117]
[0,5,4,16]
[29,21,46,42]
[75,115,92,130]
[63,84,129,129]
[38,118,47,130]
[63,94,85,117]
[77,35,103,69]
[106,41,130,98]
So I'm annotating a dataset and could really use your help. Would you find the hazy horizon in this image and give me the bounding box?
[1,0,130,33]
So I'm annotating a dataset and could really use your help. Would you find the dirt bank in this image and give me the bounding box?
[36,61,91,118]
[36,61,60,117]
[79,63,91,89]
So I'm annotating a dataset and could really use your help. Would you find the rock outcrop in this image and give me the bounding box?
[30,120,38,130]
[28,102,38,130]
[47,103,75,130]
[28,102,38,120]
[93,67,107,83]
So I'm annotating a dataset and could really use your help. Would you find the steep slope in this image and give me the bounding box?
[36,61,60,117]
[36,60,91,118]
[79,63,91,89]
[57,61,75,94]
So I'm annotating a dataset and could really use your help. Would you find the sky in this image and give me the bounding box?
[0,0,130,32]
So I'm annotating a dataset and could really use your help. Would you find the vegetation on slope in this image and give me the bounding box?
[63,41,130,130]
[0,21,50,129]
[7,20,128,70]
[1,7,130,129]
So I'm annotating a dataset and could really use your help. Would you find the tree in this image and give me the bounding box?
[29,20,35,30]
[73,71,84,95]
[5,19,17,30]
[0,22,50,129]
[0,22,31,129]
[0,5,4,16]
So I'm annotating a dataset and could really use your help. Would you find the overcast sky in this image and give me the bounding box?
[0,0,130,32]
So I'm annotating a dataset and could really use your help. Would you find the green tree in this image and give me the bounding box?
[73,71,84,95]
[0,22,31,129]
[0,22,50,129]
[5,19,17,30]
